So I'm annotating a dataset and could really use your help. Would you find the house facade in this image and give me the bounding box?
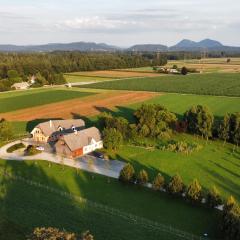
[31,119,85,143]
[55,127,103,158]
[31,119,103,157]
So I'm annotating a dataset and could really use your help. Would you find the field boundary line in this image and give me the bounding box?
[0,170,210,240]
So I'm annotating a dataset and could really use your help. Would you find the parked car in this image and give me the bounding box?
[91,151,104,159]
[36,146,44,151]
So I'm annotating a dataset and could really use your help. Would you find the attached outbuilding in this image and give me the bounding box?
[55,127,103,158]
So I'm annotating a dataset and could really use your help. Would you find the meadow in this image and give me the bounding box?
[0,160,220,240]
[106,134,240,201]
[0,89,94,113]
[83,73,240,97]
[64,74,112,83]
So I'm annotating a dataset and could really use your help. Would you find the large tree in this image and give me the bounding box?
[134,104,177,139]
[103,128,123,150]
[184,105,214,139]
[219,112,240,146]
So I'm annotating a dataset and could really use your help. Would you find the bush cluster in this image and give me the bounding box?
[158,140,202,154]
[7,143,25,153]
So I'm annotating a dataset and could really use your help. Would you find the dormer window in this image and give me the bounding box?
[72,125,76,131]
[58,126,63,132]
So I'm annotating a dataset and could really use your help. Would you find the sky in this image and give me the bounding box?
[0,0,239,47]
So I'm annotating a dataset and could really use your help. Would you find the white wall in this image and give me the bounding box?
[83,141,103,155]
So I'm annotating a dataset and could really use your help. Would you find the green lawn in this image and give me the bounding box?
[107,134,240,202]
[64,74,112,83]
[0,89,94,113]
[83,73,240,97]
[0,160,220,240]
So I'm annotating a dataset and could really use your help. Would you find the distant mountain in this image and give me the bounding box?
[170,38,225,51]
[127,44,168,52]
[0,42,121,52]
[0,39,239,53]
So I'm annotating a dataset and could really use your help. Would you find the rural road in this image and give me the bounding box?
[0,140,125,179]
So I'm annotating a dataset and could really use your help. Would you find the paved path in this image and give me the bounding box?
[0,140,125,179]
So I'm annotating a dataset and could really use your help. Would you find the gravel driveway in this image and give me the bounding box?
[0,140,125,179]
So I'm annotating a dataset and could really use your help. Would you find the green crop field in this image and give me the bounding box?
[137,94,240,118]
[0,89,94,113]
[83,73,240,97]
[0,160,220,240]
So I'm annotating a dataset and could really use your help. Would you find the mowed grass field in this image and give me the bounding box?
[107,134,240,202]
[0,160,221,240]
[84,73,240,97]
[64,74,113,83]
[0,89,94,113]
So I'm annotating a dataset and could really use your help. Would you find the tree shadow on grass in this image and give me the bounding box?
[195,162,240,200]
[0,160,185,240]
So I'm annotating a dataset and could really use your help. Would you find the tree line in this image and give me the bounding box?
[100,104,240,151]
[0,52,162,91]
[119,163,240,240]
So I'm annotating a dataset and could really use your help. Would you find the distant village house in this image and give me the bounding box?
[11,82,30,90]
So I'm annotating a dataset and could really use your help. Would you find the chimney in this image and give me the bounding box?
[49,120,52,128]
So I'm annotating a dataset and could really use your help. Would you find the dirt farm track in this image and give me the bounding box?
[0,91,158,121]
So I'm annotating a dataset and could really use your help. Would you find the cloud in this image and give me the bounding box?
[57,16,138,31]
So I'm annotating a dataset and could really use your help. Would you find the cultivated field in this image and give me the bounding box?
[84,73,240,97]
[0,89,94,114]
[0,160,220,240]
[0,90,157,121]
[167,58,240,73]
[67,70,160,78]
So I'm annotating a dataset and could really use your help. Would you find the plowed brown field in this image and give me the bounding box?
[1,91,158,121]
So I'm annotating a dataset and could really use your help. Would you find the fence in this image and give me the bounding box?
[0,170,209,240]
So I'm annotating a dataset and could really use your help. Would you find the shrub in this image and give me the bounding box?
[137,169,149,185]
[24,145,41,156]
[152,173,165,190]
[28,227,94,240]
[7,143,25,153]
[181,67,188,75]
[186,179,202,202]
[158,140,202,154]
[207,186,222,208]
[172,64,178,69]
[167,174,184,195]
[119,163,135,183]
